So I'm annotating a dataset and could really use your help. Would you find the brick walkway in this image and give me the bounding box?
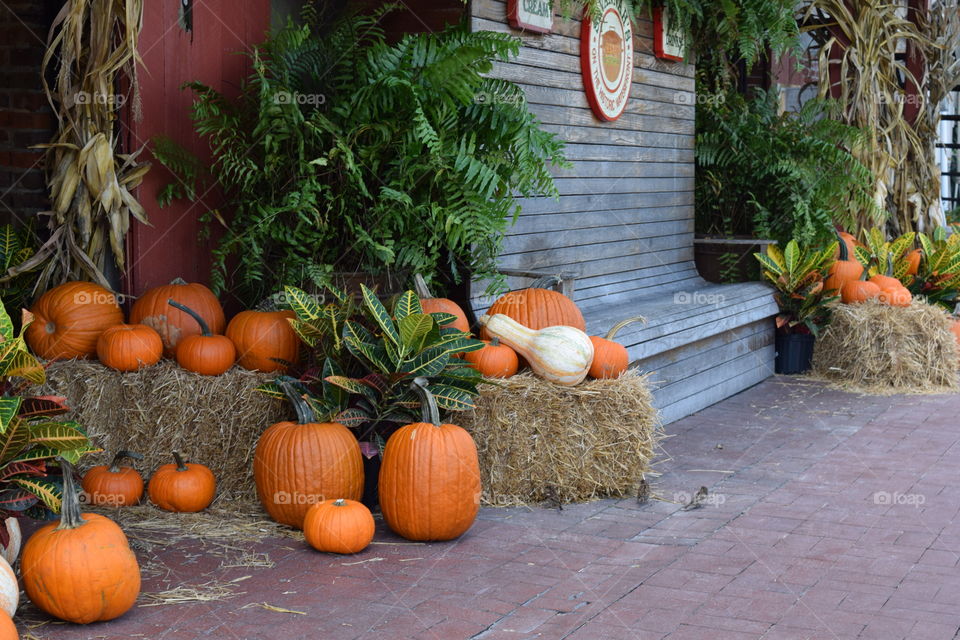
[19,377,960,639]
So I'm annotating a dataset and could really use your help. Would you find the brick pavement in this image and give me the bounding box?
[17,377,960,639]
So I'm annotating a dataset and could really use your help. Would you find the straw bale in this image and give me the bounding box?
[459,370,661,506]
[41,360,291,503]
[811,299,959,393]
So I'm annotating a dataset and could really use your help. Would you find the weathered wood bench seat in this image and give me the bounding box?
[471,271,777,425]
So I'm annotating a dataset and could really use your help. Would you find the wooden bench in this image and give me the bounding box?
[471,269,777,425]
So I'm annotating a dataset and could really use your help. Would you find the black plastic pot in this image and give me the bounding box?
[361,454,381,510]
[775,333,816,374]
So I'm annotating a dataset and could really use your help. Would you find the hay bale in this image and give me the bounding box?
[41,360,291,502]
[811,299,959,393]
[459,370,660,506]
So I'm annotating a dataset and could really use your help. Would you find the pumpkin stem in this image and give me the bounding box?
[410,377,440,427]
[279,380,316,425]
[490,336,500,347]
[55,458,85,531]
[529,275,561,290]
[834,228,849,262]
[170,277,189,285]
[333,498,346,506]
[886,252,895,278]
[604,316,647,340]
[108,450,143,473]
[172,451,189,472]
[412,274,433,299]
[167,299,212,336]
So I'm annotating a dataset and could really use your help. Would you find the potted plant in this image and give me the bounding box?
[755,239,839,374]
[153,6,567,307]
[261,284,485,508]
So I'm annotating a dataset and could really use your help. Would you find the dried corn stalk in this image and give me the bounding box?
[803,0,960,236]
[20,0,150,292]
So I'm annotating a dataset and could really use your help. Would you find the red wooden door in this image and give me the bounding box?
[124,0,269,299]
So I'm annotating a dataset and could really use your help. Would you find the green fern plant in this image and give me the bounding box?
[154,7,567,306]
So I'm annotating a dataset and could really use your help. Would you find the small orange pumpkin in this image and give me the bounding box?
[168,300,236,375]
[824,231,864,293]
[379,378,480,541]
[841,276,881,304]
[413,275,469,332]
[877,287,912,307]
[463,337,518,378]
[26,281,125,360]
[148,452,216,513]
[0,610,15,639]
[96,324,163,372]
[81,450,144,507]
[303,499,375,554]
[588,316,645,379]
[130,278,226,356]
[226,310,300,372]
[20,459,141,623]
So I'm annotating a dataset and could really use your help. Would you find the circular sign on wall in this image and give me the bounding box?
[580,0,633,121]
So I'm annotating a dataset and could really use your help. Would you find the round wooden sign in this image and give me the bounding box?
[580,0,633,121]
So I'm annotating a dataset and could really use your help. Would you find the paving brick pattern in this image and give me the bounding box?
[19,377,960,639]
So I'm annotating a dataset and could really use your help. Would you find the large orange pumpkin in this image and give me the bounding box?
[130,278,225,356]
[413,274,469,332]
[226,310,300,372]
[480,277,585,340]
[96,324,163,372]
[26,282,124,360]
[20,460,141,624]
[379,378,480,541]
[253,384,363,529]
[303,499,375,554]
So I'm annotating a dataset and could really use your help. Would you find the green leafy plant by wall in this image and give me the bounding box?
[0,223,39,321]
[697,90,875,246]
[154,8,567,307]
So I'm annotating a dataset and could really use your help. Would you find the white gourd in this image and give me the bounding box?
[479,314,593,386]
[0,518,20,566]
[0,554,17,617]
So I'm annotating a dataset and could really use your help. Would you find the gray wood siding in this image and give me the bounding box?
[470,0,697,307]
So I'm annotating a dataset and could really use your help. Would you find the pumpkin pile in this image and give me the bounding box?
[24,279,302,377]
[826,230,915,308]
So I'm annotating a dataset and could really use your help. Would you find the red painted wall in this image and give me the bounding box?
[124,0,270,300]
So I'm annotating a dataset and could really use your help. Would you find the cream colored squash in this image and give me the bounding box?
[0,554,18,617]
[0,518,21,566]
[479,314,593,386]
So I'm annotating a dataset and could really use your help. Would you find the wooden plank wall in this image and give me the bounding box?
[470,0,697,310]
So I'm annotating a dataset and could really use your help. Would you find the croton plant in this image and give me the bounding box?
[0,303,96,529]
[262,284,485,454]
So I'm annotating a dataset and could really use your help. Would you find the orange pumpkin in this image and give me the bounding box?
[81,451,144,507]
[824,232,864,293]
[588,316,645,379]
[412,275,469,332]
[379,378,480,541]
[463,337,518,378]
[840,278,881,304]
[96,324,163,372]
[254,384,363,529]
[877,287,912,307]
[20,460,140,623]
[0,610,15,640]
[130,278,225,356]
[148,452,216,513]
[950,316,960,348]
[26,282,124,360]
[226,310,300,372]
[168,300,236,375]
[303,499,375,554]
[480,277,584,340]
